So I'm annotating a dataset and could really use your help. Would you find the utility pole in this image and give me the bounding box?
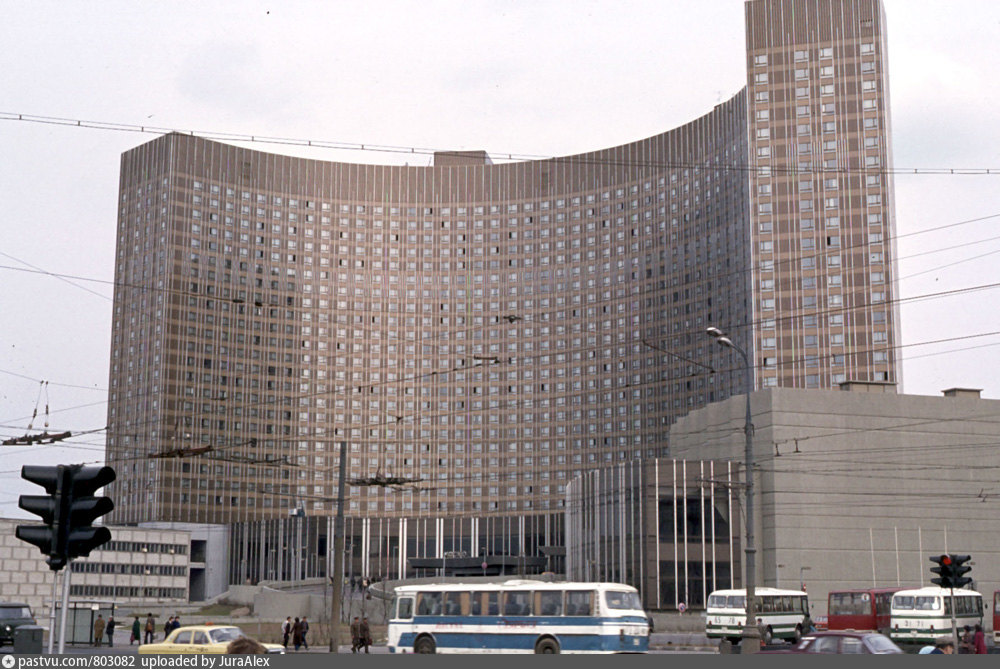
[329,440,347,652]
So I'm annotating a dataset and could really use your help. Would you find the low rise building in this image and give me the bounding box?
[0,520,190,617]
[568,385,1000,622]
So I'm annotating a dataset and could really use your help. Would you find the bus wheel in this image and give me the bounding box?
[793,625,803,643]
[535,638,560,654]
[414,635,436,654]
[762,627,773,646]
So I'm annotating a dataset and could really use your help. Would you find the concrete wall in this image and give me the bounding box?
[0,522,57,617]
[141,522,229,601]
[670,387,1000,623]
[0,519,190,620]
[252,588,327,621]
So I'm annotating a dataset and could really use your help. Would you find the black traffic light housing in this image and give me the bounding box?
[950,554,973,589]
[15,464,115,571]
[930,553,973,589]
[930,554,953,588]
[17,465,70,570]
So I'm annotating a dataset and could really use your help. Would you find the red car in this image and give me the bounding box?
[761,631,903,654]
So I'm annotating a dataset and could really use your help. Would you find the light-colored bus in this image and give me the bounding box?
[706,587,809,645]
[387,580,649,654]
[889,586,983,644]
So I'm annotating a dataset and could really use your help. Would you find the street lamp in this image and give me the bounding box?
[329,439,347,653]
[800,566,811,592]
[706,326,760,653]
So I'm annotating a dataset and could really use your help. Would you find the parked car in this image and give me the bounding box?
[0,603,35,646]
[138,625,283,654]
[761,631,903,654]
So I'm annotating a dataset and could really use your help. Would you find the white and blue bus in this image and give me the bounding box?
[387,580,649,654]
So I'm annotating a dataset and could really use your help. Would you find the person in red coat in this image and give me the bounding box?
[973,624,987,654]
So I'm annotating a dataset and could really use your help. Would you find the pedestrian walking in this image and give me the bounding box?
[360,616,372,654]
[300,617,310,650]
[131,616,141,645]
[974,624,987,654]
[350,616,361,653]
[144,614,155,644]
[281,616,292,648]
[93,614,105,647]
[163,616,173,639]
[960,625,974,654]
[292,617,304,651]
[106,616,116,647]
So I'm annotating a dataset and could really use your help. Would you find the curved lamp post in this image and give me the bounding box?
[707,327,760,653]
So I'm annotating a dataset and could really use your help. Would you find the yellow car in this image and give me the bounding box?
[138,625,284,654]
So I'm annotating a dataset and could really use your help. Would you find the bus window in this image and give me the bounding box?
[444,592,463,616]
[892,596,913,610]
[417,592,442,616]
[727,596,746,609]
[708,595,728,608]
[397,597,413,620]
[915,597,939,611]
[538,591,563,616]
[800,596,809,614]
[566,591,594,616]
[503,591,533,616]
[605,591,641,610]
[875,593,892,615]
[485,592,499,615]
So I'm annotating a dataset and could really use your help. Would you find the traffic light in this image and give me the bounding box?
[16,465,69,570]
[63,465,116,560]
[930,554,953,588]
[15,464,115,571]
[950,554,973,589]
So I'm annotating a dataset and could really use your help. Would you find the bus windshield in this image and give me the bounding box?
[708,595,745,609]
[892,596,913,610]
[830,592,871,616]
[605,591,642,610]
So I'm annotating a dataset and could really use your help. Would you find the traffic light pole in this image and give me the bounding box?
[57,562,71,654]
[47,572,59,653]
[949,586,958,649]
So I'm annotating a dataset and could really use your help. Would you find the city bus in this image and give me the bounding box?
[827,588,900,634]
[387,580,649,654]
[889,586,983,644]
[706,587,809,645]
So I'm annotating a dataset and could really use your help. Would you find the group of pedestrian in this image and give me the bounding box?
[280,616,310,651]
[915,624,987,655]
[92,615,116,647]
[163,615,182,638]
[350,616,372,653]
[959,624,989,654]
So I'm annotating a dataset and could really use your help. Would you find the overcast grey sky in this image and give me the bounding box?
[2,1,1000,515]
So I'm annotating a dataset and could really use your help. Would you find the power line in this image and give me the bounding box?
[5,111,1000,177]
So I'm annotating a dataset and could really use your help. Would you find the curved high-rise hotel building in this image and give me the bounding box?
[106,0,899,583]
